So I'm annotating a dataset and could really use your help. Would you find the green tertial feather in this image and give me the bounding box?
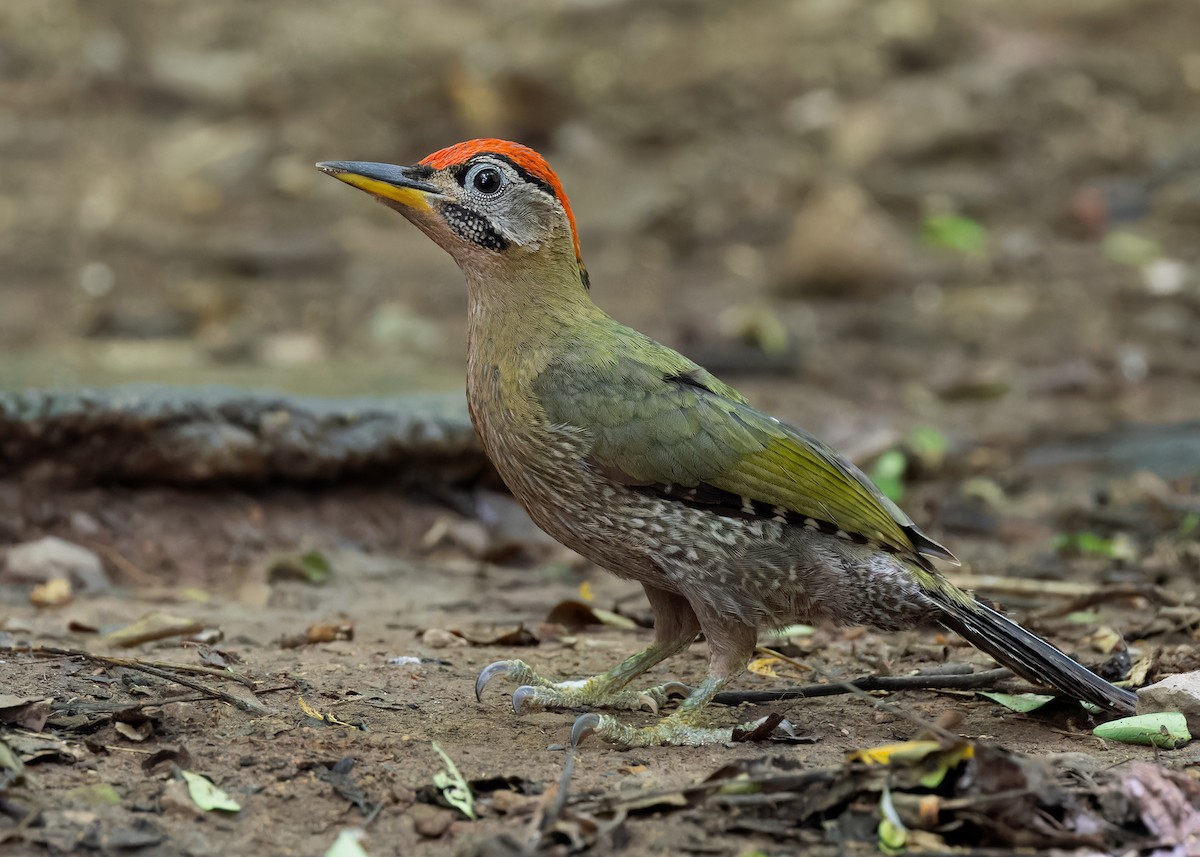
[532,326,956,565]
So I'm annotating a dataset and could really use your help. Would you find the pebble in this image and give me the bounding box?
[775,182,920,295]
[409,804,454,838]
[1141,258,1189,296]
[422,628,468,649]
[1139,671,1200,732]
[4,537,109,592]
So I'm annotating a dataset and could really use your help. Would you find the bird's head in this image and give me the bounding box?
[318,139,588,290]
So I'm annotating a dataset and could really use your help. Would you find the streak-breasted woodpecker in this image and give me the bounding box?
[318,140,1137,747]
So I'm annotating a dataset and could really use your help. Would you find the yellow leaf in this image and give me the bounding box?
[104,612,203,647]
[298,695,324,721]
[298,695,356,729]
[849,739,942,765]
[747,657,782,678]
[848,738,974,785]
[30,578,72,608]
[579,581,594,602]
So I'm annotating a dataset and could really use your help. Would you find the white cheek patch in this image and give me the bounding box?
[492,187,563,251]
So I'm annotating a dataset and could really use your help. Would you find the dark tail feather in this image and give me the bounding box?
[930,589,1138,714]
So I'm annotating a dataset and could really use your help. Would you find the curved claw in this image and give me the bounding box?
[475,661,511,702]
[512,685,540,715]
[570,713,603,748]
[635,693,660,715]
[662,681,691,699]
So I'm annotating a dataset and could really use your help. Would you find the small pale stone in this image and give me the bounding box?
[1138,671,1200,732]
[490,789,538,815]
[422,628,467,649]
[1142,258,1189,296]
[409,804,453,838]
[5,537,109,591]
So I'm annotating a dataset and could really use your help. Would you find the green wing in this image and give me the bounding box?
[533,343,955,564]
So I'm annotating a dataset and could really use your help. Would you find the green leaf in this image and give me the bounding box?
[1178,512,1200,539]
[1093,712,1190,748]
[431,741,475,820]
[870,449,908,503]
[906,426,947,470]
[0,737,25,787]
[878,784,907,855]
[63,783,122,806]
[1102,230,1160,267]
[978,692,1056,713]
[268,550,333,585]
[1053,531,1136,560]
[717,774,760,796]
[921,214,987,254]
[180,770,241,812]
[1065,610,1103,624]
[765,623,816,639]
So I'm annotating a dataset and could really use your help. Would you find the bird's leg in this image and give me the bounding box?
[476,585,699,713]
[571,606,761,747]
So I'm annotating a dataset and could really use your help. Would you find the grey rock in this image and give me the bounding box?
[1139,672,1200,733]
[774,182,921,295]
[4,536,109,591]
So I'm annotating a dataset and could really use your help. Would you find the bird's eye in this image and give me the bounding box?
[468,164,504,195]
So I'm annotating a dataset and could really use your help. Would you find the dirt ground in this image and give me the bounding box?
[2,1,1200,855]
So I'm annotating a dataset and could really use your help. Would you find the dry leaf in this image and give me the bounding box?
[747,657,783,679]
[30,577,72,608]
[115,720,154,742]
[105,613,203,647]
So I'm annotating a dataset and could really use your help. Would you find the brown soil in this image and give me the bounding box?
[2,1,1199,854]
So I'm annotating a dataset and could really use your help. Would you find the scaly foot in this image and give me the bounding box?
[475,659,690,714]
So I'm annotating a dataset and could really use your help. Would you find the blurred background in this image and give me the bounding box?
[2,0,1198,441]
[2,8,1199,848]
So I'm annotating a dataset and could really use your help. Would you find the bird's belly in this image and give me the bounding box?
[478,421,930,630]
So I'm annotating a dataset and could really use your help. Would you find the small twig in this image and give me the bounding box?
[1036,583,1186,618]
[5,645,260,688]
[948,574,1100,599]
[85,542,158,588]
[712,667,1014,705]
[951,574,1185,613]
[52,694,214,713]
[574,767,853,816]
[753,644,813,674]
[529,743,578,851]
[49,684,295,715]
[934,787,1037,811]
[100,661,267,715]
[3,644,267,715]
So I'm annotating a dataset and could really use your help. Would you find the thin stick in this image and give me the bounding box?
[5,645,260,688]
[712,667,1013,705]
[86,543,158,588]
[3,645,267,715]
[950,575,1184,610]
[753,644,813,674]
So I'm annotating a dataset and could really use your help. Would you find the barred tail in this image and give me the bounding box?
[929,588,1138,714]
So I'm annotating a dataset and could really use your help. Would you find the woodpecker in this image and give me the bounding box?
[317,140,1137,747]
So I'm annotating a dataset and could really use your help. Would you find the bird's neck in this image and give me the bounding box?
[463,257,605,387]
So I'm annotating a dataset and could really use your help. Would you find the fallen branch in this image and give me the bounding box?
[2,644,269,715]
[712,667,1014,705]
[950,574,1185,610]
[1035,582,1188,618]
